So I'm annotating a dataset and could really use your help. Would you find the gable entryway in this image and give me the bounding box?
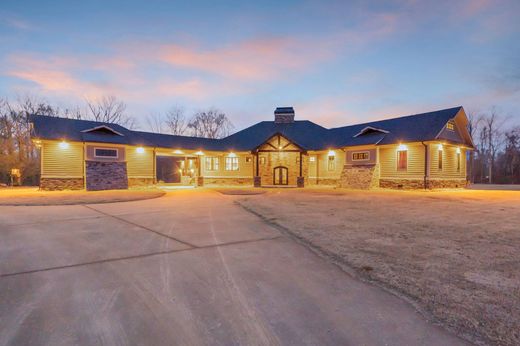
[252,134,308,187]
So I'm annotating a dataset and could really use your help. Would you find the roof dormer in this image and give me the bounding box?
[81,125,124,136]
[353,126,389,137]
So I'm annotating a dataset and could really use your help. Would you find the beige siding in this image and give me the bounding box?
[308,150,344,179]
[379,143,425,179]
[41,140,84,178]
[201,153,254,178]
[127,146,154,178]
[429,144,466,179]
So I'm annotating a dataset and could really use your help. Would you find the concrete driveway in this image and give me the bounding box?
[0,189,469,346]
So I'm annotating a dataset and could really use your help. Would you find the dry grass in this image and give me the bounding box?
[237,188,520,346]
[0,187,165,205]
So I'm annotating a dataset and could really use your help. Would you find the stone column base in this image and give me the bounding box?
[254,176,261,187]
[297,176,305,187]
[197,176,204,187]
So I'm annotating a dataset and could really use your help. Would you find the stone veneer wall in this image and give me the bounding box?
[379,179,426,189]
[40,178,84,191]
[259,152,308,186]
[380,178,468,189]
[428,179,468,189]
[128,178,155,187]
[204,177,253,186]
[86,161,128,191]
[338,164,379,189]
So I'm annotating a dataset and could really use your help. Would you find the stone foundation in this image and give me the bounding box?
[379,179,426,189]
[338,164,379,189]
[380,178,468,189]
[428,179,468,189]
[86,161,128,191]
[128,178,155,187]
[203,177,254,186]
[197,176,204,187]
[40,178,84,191]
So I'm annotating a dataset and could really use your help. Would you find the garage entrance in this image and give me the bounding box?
[156,156,183,183]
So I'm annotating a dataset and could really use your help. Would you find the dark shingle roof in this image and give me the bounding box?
[29,106,468,151]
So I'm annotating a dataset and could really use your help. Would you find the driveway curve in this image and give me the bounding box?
[0,189,470,345]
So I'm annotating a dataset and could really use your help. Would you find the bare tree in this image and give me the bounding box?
[85,95,136,128]
[481,109,506,183]
[145,113,165,133]
[164,106,188,135]
[467,112,482,183]
[188,108,233,139]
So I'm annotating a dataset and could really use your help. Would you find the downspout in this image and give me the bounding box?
[421,142,428,190]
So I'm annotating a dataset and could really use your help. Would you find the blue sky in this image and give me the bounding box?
[1,0,518,130]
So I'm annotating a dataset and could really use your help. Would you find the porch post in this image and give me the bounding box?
[297,151,305,187]
[254,151,261,187]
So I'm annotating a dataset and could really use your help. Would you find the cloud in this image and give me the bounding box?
[0,13,33,31]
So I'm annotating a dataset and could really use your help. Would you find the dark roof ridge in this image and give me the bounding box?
[329,106,463,131]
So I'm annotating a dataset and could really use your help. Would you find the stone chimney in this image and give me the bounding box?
[274,107,295,123]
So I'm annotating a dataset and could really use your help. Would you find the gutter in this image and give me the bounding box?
[421,141,428,190]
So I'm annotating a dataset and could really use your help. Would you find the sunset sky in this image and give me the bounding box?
[1,0,519,130]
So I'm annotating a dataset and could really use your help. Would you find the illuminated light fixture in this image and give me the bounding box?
[59,141,69,149]
[228,152,237,157]
[397,144,407,151]
[278,146,282,150]
[328,150,336,156]
[190,169,195,173]
[438,144,443,151]
[173,149,183,154]
[178,169,183,173]
[456,147,461,154]
[195,150,204,156]
[136,147,145,154]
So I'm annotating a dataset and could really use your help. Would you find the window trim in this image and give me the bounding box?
[352,151,370,162]
[225,157,239,171]
[327,155,336,171]
[397,150,408,171]
[205,157,219,171]
[94,147,119,159]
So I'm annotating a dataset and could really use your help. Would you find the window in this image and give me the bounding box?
[94,148,118,158]
[352,151,370,161]
[397,150,407,171]
[225,157,239,171]
[259,157,266,165]
[438,149,443,170]
[205,157,219,171]
[457,152,461,172]
[328,155,335,171]
[309,156,316,162]
[446,121,455,131]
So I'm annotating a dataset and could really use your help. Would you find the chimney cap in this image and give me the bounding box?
[274,106,295,123]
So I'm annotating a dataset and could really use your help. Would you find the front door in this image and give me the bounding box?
[273,166,288,185]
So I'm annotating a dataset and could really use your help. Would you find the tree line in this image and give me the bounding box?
[0,94,233,185]
[468,109,520,184]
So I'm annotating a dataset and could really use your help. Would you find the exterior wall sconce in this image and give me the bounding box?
[328,150,336,156]
[59,141,69,149]
[136,147,145,154]
[397,144,408,151]
[173,149,183,154]
[228,152,237,157]
[438,144,443,151]
[195,150,204,156]
[456,147,461,154]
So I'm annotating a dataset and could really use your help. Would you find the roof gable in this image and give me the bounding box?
[81,125,124,136]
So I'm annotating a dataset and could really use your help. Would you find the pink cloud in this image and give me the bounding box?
[158,37,329,81]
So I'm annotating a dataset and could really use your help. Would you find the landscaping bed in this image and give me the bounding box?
[236,189,520,346]
[0,187,165,206]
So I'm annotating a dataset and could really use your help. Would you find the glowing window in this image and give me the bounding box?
[328,155,336,171]
[95,148,118,158]
[397,150,407,171]
[225,157,239,171]
[205,157,219,171]
[446,121,455,131]
[352,151,369,161]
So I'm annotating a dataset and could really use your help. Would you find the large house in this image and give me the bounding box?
[29,106,474,191]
